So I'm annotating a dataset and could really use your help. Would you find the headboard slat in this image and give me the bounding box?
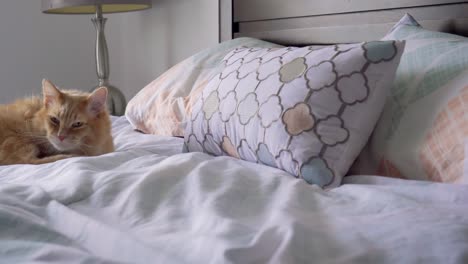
[235,18,468,45]
[234,0,467,22]
[226,1,468,45]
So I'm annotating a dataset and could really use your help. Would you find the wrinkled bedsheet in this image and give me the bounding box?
[0,117,467,263]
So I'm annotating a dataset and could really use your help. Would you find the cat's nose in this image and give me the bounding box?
[58,135,66,141]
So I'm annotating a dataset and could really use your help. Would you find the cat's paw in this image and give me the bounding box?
[34,154,78,164]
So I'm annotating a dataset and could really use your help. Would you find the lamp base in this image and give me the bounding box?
[92,84,126,116]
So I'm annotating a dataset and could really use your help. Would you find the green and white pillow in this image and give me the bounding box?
[185,41,405,188]
[352,14,468,184]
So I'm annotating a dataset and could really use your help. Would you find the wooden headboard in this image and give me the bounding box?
[219,0,468,45]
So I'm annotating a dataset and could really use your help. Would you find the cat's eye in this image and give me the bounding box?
[72,122,84,128]
[50,116,60,125]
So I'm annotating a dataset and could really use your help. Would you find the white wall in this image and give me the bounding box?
[0,1,98,103]
[0,0,219,104]
[108,0,219,100]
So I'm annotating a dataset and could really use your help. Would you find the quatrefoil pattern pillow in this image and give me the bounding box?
[184,41,405,187]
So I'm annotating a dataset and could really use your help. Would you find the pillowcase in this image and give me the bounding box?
[351,14,468,184]
[184,41,405,188]
[125,37,282,136]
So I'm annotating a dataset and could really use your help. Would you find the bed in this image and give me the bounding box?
[2,1,468,263]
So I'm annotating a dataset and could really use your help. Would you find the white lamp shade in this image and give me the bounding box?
[42,0,152,14]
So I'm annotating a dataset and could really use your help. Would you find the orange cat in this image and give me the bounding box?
[0,79,114,165]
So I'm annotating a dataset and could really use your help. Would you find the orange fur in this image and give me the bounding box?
[0,79,114,165]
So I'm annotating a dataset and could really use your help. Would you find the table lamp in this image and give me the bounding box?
[41,0,152,115]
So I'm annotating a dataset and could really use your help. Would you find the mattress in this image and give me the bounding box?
[0,116,467,263]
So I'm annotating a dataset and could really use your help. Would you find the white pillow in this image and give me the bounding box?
[185,41,405,188]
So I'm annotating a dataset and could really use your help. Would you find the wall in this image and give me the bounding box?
[108,0,219,100]
[0,1,99,103]
[0,0,219,104]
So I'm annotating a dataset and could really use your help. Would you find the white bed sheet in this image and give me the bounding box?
[0,116,467,263]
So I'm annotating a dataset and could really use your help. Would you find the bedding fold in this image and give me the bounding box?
[0,117,467,263]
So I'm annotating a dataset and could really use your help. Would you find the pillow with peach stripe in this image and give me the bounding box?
[350,14,468,184]
[125,37,282,137]
[184,41,405,188]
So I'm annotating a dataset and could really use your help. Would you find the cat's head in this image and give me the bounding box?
[41,79,109,152]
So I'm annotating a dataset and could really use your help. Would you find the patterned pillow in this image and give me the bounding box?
[184,41,405,187]
[351,14,468,184]
[125,37,281,136]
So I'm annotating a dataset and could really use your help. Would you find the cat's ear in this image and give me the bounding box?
[42,79,62,107]
[87,87,108,116]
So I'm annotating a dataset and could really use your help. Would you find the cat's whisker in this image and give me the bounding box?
[17,134,49,142]
[78,141,93,147]
[18,132,47,138]
[78,144,93,151]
